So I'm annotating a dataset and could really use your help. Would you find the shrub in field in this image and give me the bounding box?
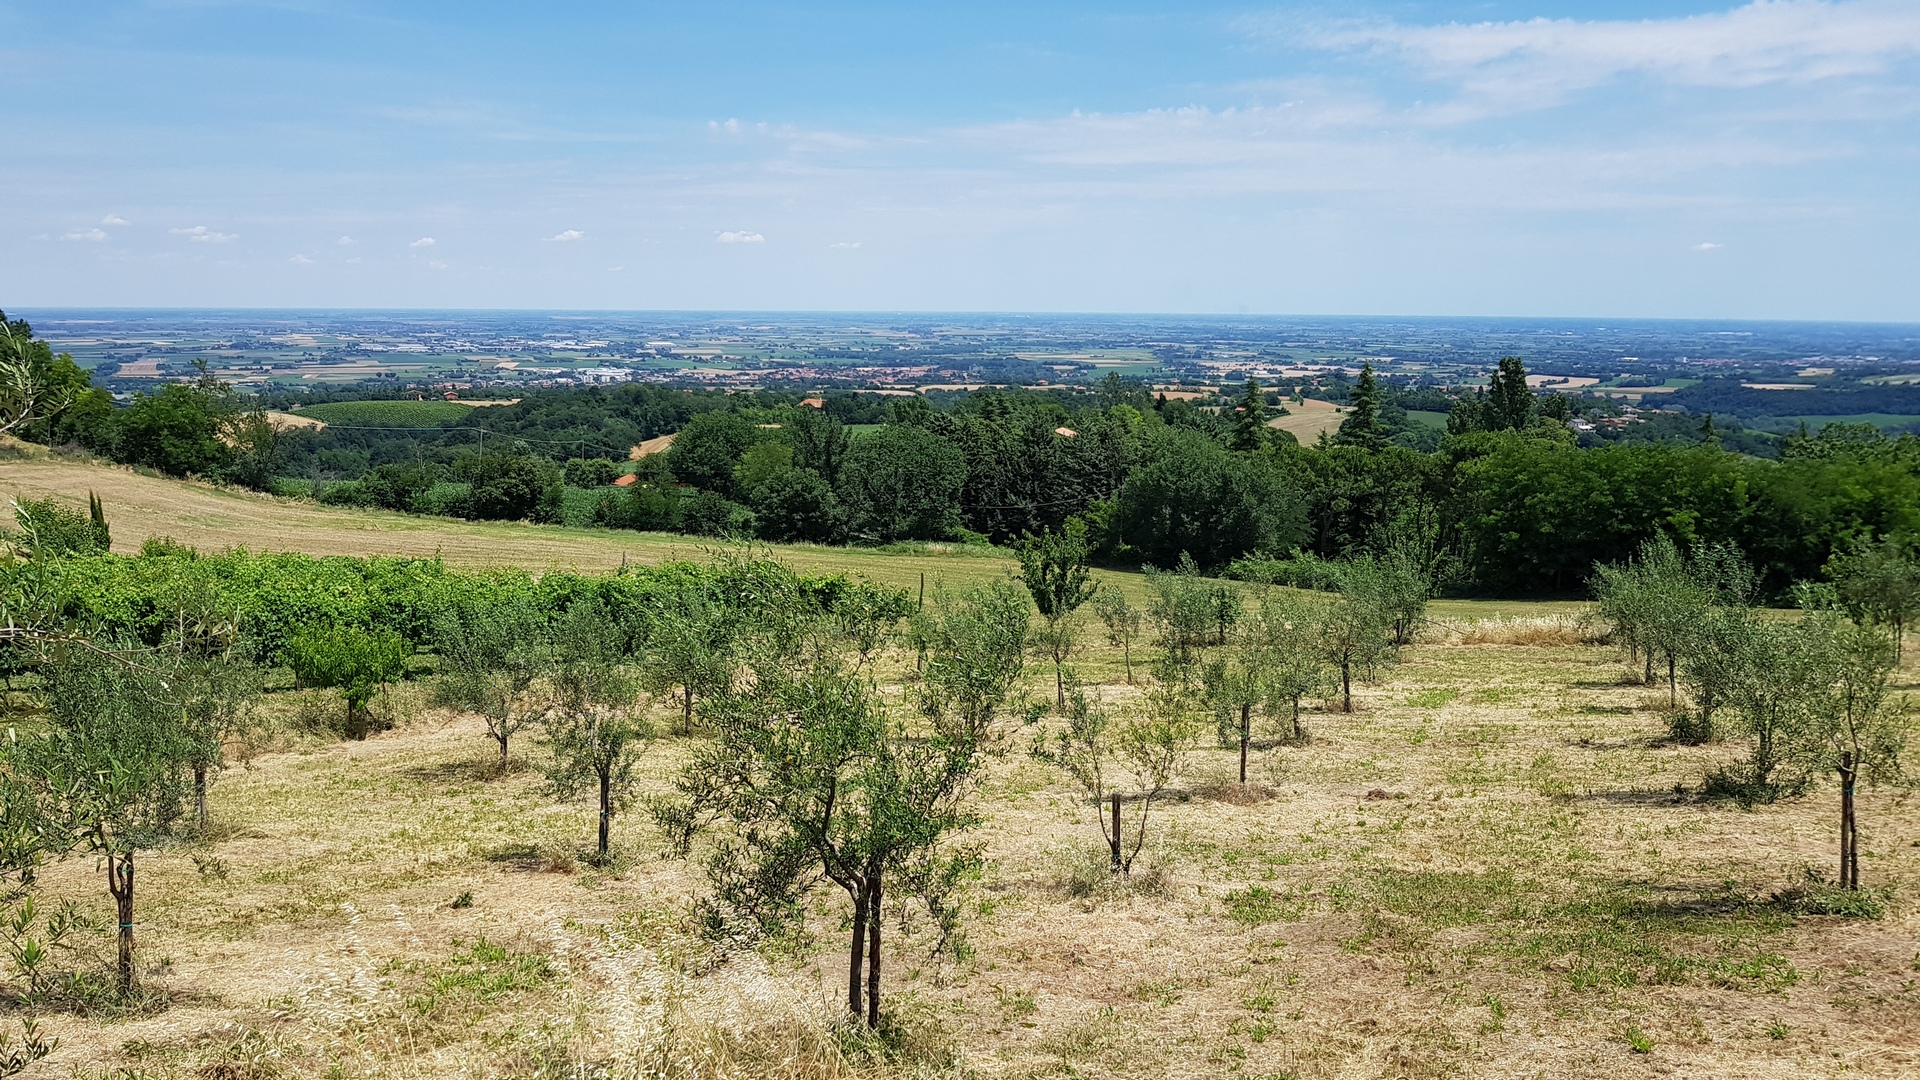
[283,625,410,739]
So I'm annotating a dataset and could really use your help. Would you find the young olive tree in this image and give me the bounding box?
[636,587,735,734]
[1092,585,1144,684]
[154,565,262,828]
[1204,590,1335,780]
[1111,674,1202,875]
[1827,536,1920,662]
[1144,554,1232,664]
[1717,617,1830,801]
[543,600,648,862]
[660,580,1025,1028]
[431,594,551,767]
[1320,571,1395,714]
[1031,679,1121,868]
[1797,608,1910,889]
[1017,521,1098,709]
[15,648,205,994]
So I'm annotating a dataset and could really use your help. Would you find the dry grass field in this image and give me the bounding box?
[0,452,1015,593]
[3,450,1917,1079]
[1268,400,1349,444]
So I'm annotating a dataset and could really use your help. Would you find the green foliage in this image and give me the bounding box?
[5,496,110,559]
[453,451,563,523]
[669,410,760,496]
[660,575,1013,1023]
[1826,536,1920,658]
[283,625,410,739]
[1091,585,1144,683]
[1116,429,1307,570]
[562,456,621,488]
[1144,554,1240,662]
[749,466,841,543]
[296,399,472,426]
[838,424,967,542]
[1229,377,1269,452]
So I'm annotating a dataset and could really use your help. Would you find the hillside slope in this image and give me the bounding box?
[0,452,1014,590]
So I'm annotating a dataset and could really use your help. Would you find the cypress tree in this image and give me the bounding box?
[1333,363,1389,450]
[1485,356,1535,431]
[1230,377,1268,451]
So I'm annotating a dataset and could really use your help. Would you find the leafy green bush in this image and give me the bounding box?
[281,625,412,739]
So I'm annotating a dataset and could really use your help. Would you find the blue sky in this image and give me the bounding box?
[4,1,1919,318]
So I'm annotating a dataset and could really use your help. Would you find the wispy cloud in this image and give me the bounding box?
[171,225,237,243]
[1696,241,1726,250]
[288,253,316,264]
[717,230,765,244]
[409,236,436,247]
[546,229,585,242]
[336,235,355,245]
[1259,0,1920,114]
[100,214,129,226]
[62,228,108,243]
[830,241,863,249]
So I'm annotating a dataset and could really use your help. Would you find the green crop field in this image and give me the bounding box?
[295,400,476,427]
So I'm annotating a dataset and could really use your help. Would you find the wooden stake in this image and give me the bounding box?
[1109,793,1122,873]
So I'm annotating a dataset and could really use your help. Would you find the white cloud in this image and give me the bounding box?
[830,241,863,249]
[427,259,449,269]
[1274,1,1920,111]
[288,254,316,264]
[100,214,128,226]
[171,225,237,243]
[410,236,436,247]
[607,265,625,272]
[336,235,355,246]
[546,229,585,242]
[1696,241,1725,250]
[709,118,742,134]
[717,230,764,244]
[62,228,108,242]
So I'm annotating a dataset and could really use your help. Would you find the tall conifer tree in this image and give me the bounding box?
[1333,363,1389,450]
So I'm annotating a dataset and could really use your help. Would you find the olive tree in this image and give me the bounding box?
[1827,536,1920,661]
[1204,590,1333,780]
[1797,607,1910,889]
[635,587,735,734]
[1320,566,1396,713]
[543,600,648,862]
[1016,521,1098,709]
[13,648,205,994]
[659,579,1027,1028]
[432,593,551,767]
[1092,584,1143,684]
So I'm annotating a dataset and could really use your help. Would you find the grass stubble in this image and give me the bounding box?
[1,459,1916,1078]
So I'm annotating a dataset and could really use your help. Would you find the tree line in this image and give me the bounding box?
[6,310,1919,598]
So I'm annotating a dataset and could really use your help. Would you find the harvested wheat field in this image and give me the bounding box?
[13,611,1918,1080]
[0,452,1016,593]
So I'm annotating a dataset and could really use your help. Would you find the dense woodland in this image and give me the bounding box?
[5,311,1919,598]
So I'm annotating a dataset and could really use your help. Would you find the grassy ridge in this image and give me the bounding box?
[296,400,474,426]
